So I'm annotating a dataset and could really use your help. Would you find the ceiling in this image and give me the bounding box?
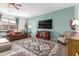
[0,3,78,18]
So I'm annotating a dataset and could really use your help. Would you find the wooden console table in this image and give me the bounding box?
[65,32,79,56]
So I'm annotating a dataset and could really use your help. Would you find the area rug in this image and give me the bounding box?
[17,38,64,56]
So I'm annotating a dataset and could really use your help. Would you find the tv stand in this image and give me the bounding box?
[36,31,50,40]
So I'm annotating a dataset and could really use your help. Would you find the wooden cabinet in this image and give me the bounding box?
[36,31,50,40]
[68,39,79,56]
[66,32,79,56]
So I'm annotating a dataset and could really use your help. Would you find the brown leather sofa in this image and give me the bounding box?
[6,31,28,41]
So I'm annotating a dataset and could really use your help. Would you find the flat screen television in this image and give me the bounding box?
[38,19,52,29]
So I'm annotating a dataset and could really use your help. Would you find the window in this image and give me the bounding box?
[2,18,16,24]
[0,18,16,31]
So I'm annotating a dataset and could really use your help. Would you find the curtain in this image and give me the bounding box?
[15,17,19,30]
[0,14,2,21]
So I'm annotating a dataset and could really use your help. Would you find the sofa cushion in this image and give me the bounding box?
[0,42,11,52]
[0,38,11,52]
[9,32,16,36]
[0,38,9,43]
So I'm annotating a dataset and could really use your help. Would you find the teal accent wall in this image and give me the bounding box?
[27,7,75,41]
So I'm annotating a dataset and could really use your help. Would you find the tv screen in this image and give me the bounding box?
[38,19,52,29]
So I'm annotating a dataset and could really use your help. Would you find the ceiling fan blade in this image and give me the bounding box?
[15,4,22,7]
[8,3,21,10]
[12,4,19,10]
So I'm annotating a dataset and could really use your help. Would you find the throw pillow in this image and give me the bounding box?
[10,32,16,36]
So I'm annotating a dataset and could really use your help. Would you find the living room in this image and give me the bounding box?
[0,3,79,56]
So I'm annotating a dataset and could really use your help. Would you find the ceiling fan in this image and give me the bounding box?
[8,3,22,10]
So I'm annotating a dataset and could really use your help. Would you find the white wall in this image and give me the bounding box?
[18,17,26,32]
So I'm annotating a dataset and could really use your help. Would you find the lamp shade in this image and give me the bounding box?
[28,25,32,28]
[72,19,79,26]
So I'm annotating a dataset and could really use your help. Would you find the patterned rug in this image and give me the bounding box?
[17,38,64,56]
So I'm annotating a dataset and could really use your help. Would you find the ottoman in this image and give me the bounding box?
[0,38,12,52]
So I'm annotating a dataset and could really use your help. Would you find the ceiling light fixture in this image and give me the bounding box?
[8,3,22,10]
